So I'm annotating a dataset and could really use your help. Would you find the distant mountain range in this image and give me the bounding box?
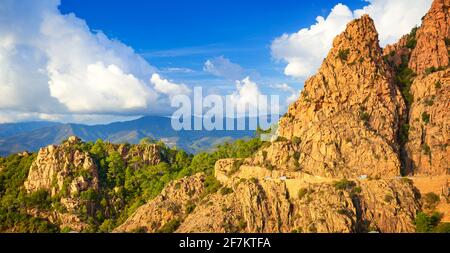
[0,116,265,156]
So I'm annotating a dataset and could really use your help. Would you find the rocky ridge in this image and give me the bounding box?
[277,15,405,179]
[22,136,163,231]
[409,0,450,75]
[12,0,450,233]
[117,15,432,233]
[383,0,449,176]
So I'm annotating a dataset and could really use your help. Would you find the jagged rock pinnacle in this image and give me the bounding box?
[409,0,450,74]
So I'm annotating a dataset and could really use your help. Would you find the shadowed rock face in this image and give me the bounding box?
[409,0,450,75]
[404,0,450,176]
[406,69,450,176]
[382,0,449,177]
[277,15,405,179]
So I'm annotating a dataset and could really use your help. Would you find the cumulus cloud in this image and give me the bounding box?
[229,77,279,117]
[203,56,245,80]
[150,74,191,99]
[0,0,182,122]
[271,0,432,78]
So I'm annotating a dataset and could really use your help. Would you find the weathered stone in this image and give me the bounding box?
[277,15,405,178]
[409,0,450,74]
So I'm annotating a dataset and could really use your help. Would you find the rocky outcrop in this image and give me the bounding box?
[202,161,419,233]
[406,69,450,175]
[20,136,166,232]
[409,0,450,74]
[383,34,413,68]
[382,0,449,177]
[114,143,162,166]
[399,0,450,176]
[119,165,419,233]
[24,136,99,198]
[116,14,433,234]
[114,174,206,233]
[17,1,449,234]
[277,15,405,178]
[26,208,90,232]
[23,136,100,225]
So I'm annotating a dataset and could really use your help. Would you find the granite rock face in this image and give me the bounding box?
[277,16,405,179]
[23,136,163,231]
[114,174,206,233]
[24,136,99,198]
[406,69,450,175]
[19,0,449,233]
[409,0,450,75]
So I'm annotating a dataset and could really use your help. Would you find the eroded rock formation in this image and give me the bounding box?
[409,0,450,75]
[277,15,405,178]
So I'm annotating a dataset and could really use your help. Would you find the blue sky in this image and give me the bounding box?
[59,0,367,94]
[0,0,431,124]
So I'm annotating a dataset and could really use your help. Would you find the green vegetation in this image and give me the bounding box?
[185,203,196,214]
[337,49,350,61]
[0,135,266,233]
[422,192,440,210]
[0,154,59,232]
[275,136,288,142]
[359,108,370,123]
[422,112,430,124]
[291,228,303,233]
[102,136,263,230]
[384,194,394,203]
[434,223,450,233]
[445,37,450,47]
[406,27,418,49]
[227,160,244,176]
[297,188,308,200]
[220,187,233,195]
[202,175,222,197]
[415,212,442,233]
[334,179,356,191]
[422,143,432,157]
[256,126,271,138]
[352,186,362,195]
[157,219,181,233]
[435,81,442,89]
[425,66,446,75]
[395,59,416,107]
[237,218,247,231]
[292,136,301,145]
[399,124,410,145]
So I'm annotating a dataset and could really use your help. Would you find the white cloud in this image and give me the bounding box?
[271,4,353,78]
[0,0,181,122]
[204,56,245,80]
[49,62,157,113]
[229,77,278,117]
[273,83,299,104]
[150,74,191,99]
[162,67,195,74]
[271,0,432,78]
[354,0,432,45]
[0,111,60,124]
